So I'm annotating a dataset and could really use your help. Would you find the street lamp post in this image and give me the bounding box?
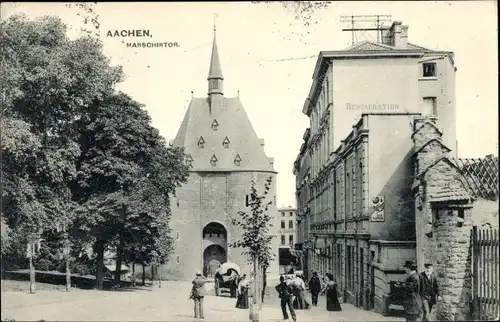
[27,232,39,294]
[63,219,71,292]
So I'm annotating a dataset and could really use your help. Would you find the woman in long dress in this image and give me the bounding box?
[236,274,249,309]
[322,273,342,311]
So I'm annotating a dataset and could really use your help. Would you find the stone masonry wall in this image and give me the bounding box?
[412,116,474,321]
[432,206,473,321]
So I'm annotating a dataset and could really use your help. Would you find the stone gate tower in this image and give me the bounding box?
[164,27,279,281]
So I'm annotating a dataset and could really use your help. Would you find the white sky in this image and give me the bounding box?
[2,1,498,208]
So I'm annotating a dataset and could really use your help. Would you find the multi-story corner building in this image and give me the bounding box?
[165,28,279,281]
[277,206,297,247]
[293,20,457,314]
[276,206,298,274]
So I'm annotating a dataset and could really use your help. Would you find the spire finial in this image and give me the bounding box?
[213,13,217,34]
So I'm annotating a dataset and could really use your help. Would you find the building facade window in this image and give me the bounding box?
[281,220,285,229]
[281,212,285,217]
[289,220,293,229]
[423,62,436,77]
[421,97,437,117]
[176,231,180,240]
[281,235,286,245]
[176,255,180,264]
[346,245,352,289]
[289,234,294,246]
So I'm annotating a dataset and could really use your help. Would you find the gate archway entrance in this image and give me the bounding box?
[202,222,228,277]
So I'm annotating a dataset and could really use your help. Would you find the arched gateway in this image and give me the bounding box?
[202,222,228,276]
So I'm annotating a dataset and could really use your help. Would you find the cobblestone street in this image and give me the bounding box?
[2,280,404,321]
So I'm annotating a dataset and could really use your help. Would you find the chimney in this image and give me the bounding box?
[382,21,409,48]
[399,25,409,48]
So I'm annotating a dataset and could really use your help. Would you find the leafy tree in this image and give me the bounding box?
[1,14,189,291]
[1,217,12,257]
[252,1,332,26]
[72,91,189,287]
[229,176,276,307]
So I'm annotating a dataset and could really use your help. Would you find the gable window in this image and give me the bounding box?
[234,154,242,166]
[210,154,218,166]
[211,119,219,131]
[222,136,230,149]
[185,155,193,165]
[423,63,436,77]
[197,136,205,148]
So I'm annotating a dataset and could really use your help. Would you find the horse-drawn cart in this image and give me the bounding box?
[214,262,241,297]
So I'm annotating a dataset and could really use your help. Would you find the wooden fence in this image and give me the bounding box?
[471,226,500,320]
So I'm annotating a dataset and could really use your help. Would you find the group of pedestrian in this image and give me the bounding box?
[395,261,441,322]
[275,271,343,321]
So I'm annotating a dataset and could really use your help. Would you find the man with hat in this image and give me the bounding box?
[396,261,423,322]
[190,270,214,319]
[419,263,442,321]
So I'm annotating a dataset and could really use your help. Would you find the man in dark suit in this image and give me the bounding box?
[420,263,442,321]
[396,261,423,322]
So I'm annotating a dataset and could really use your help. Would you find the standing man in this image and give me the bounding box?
[190,270,213,319]
[420,263,442,321]
[276,275,297,322]
[395,261,422,322]
[308,272,322,307]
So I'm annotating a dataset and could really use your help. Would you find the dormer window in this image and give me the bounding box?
[186,155,193,164]
[423,63,436,77]
[234,154,242,166]
[222,136,230,149]
[197,136,205,148]
[211,119,219,131]
[210,154,218,166]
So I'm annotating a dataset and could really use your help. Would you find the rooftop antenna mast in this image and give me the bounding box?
[340,15,392,45]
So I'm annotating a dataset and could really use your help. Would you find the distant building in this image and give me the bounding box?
[276,207,298,274]
[294,20,459,314]
[164,27,279,281]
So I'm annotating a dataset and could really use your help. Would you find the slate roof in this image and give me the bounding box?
[428,184,471,202]
[174,97,275,172]
[412,138,451,156]
[174,30,274,173]
[343,40,432,52]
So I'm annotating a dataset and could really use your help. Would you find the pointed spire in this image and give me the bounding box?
[208,16,224,81]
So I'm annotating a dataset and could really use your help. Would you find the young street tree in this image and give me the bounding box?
[229,176,276,321]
